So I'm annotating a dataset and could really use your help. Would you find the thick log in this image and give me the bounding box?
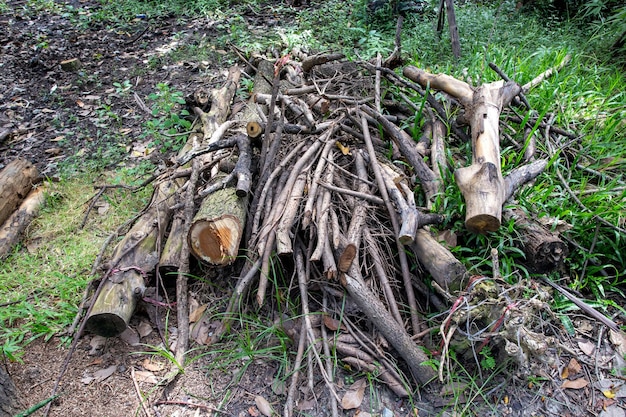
[412,228,468,293]
[85,179,179,337]
[503,207,568,272]
[0,158,39,227]
[188,185,248,265]
[403,66,521,233]
[0,365,21,417]
[0,186,46,260]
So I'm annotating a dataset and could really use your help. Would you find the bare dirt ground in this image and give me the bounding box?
[1,1,625,417]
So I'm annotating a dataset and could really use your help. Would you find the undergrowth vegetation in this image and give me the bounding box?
[0,0,624,412]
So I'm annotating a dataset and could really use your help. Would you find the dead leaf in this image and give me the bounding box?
[323,315,343,332]
[137,320,153,338]
[562,357,582,379]
[119,327,140,346]
[133,370,159,384]
[142,358,165,372]
[338,243,356,273]
[255,395,274,417]
[248,406,260,417]
[578,339,595,356]
[599,405,625,417]
[93,365,117,382]
[610,330,626,358]
[341,378,366,410]
[562,378,588,389]
[335,141,351,156]
[189,304,207,323]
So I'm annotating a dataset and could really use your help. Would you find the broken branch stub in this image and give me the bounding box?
[403,66,521,233]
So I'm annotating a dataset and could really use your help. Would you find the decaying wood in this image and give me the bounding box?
[412,228,468,294]
[0,158,39,227]
[77,50,590,403]
[503,207,568,272]
[188,183,248,265]
[403,66,522,233]
[85,179,179,337]
[0,364,22,417]
[0,186,46,260]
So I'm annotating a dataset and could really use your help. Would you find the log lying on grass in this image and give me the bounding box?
[0,158,39,226]
[85,179,179,337]
[403,67,522,233]
[503,207,568,272]
[0,186,46,260]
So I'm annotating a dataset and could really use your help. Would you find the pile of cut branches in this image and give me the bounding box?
[71,51,622,414]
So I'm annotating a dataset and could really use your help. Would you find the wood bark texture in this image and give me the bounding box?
[403,66,521,233]
[85,179,179,337]
[188,185,248,265]
[0,158,39,227]
[0,365,21,417]
[0,186,46,260]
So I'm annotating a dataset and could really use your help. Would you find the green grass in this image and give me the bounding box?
[0,174,150,361]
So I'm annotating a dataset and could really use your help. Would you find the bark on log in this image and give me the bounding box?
[503,207,568,272]
[0,186,46,260]
[0,365,21,417]
[342,271,436,385]
[188,184,248,265]
[403,66,521,233]
[0,158,39,227]
[412,228,468,293]
[85,179,179,337]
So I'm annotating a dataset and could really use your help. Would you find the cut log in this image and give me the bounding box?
[0,365,21,417]
[412,228,468,293]
[503,207,568,272]
[85,179,179,337]
[403,66,521,233]
[188,185,248,265]
[0,186,46,260]
[0,158,39,227]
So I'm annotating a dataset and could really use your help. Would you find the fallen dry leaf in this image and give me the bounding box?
[189,303,208,323]
[93,365,117,382]
[137,320,153,338]
[610,330,626,358]
[133,369,159,384]
[341,378,367,410]
[323,314,344,332]
[562,378,588,389]
[255,395,274,417]
[142,358,165,372]
[562,357,582,379]
[578,339,595,356]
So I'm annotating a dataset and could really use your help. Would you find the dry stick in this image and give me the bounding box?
[363,227,403,325]
[522,54,571,94]
[302,138,336,229]
[487,62,531,109]
[295,247,342,403]
[284,317,308,417]
[311,153,335,261]
[130,367,151,417]
[249,140,306,245]
[256,138,327,306]
[321,293,339,417]
[359,115,422,335]
[317,182,384,205]
[361,105,439,205]
[364,63,471,143]
[276,171,308,255]
[375,53,382,112]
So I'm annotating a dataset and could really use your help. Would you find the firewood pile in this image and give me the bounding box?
[78,51,616,407]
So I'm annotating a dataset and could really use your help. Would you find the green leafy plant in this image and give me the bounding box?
[144,83,191,153]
